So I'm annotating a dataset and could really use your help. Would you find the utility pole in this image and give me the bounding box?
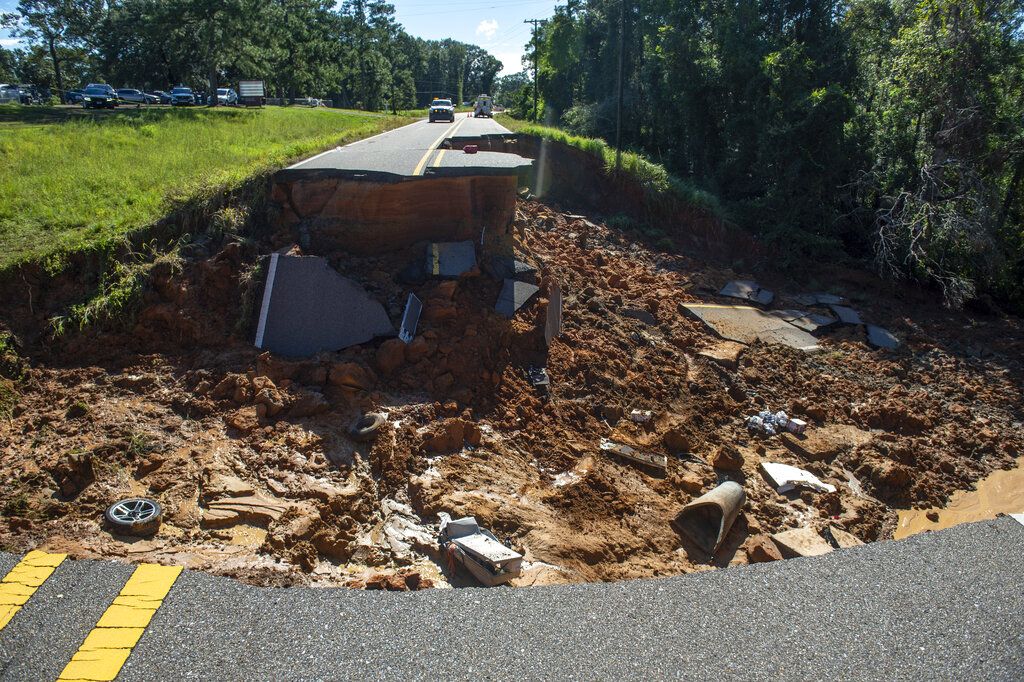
[614,0,626,172]
[524,19,544,119]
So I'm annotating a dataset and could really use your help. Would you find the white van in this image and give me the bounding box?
[473,94,493,118]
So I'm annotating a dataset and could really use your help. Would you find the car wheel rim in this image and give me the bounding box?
[110,499,158,523]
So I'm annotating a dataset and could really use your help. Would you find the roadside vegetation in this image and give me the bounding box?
[0,106,415,270]
[498,0,1024,311]
[499,116,722,219]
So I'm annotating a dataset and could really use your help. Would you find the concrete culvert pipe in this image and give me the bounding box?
[671,481,745,556]
[349,413,386,442]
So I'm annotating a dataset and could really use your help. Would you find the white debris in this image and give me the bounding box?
[760,462,837,494]
[629,409,653,423]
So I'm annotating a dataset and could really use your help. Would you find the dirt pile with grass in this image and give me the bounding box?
[0,200,1022,588]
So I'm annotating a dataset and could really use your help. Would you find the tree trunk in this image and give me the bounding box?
[207,21,218,107]
[47,37,64,103]
[997,153,1024,235]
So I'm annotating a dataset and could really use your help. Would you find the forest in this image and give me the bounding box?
[0,0,503,109]
[499,0,1024,310]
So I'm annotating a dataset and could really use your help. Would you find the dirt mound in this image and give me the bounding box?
[1,200,1022,589]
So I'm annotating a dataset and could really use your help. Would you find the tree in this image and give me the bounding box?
[1,0,102,101]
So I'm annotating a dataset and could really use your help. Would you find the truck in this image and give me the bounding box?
[473,94,493,118]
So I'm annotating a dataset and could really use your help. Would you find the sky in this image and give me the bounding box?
[0,0,561,77]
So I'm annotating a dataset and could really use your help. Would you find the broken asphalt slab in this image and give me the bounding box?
[496,279,541,318]
[719,280,774,306]
[255,254,394,357]
[768,309,838,335]
[829,304,863,325]
[867,324,901,350]
[681,303,821,352]
[427,241,476,278]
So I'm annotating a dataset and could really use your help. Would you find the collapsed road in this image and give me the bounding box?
[1,111,1023,613]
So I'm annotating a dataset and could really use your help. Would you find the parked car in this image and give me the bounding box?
[0,84,20,104]
[81,85,118,109]
[86,83,117,98]
[216,88,238,105]
[170,87,195,106]
[116,89,151,106]
[429,98,455,123]
[150,90,172,104]
[66,89,85,104]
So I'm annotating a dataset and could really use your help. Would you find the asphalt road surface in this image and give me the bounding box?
[2,517,1022,680]
[284,116,529,180]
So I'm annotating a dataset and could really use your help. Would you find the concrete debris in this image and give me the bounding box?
[427,241,477,277]
[487,256,538,284]
[719,280,774,306]
[697,341,745,370]
[746,410,807,436]
[824,525,865,549]
[770,527,834,558]
[496,279,540,317]
[600,439,668,474]
[768,309,838,335]
[254,254,394,358]
[398,293,423,344]
[792,292,846,306]
[545,283,563,346]
[672,481,746,555]
[681,304,820,352]
[829,304,863,326]
[867,325,900,350]
[760,461,837,494]
[629,409,653,423]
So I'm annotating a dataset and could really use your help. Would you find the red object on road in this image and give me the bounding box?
[464,145,479,154]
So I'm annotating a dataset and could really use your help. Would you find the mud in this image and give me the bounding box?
[1,201,1022,589]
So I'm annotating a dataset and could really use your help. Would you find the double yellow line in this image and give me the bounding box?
[0,551,182,682]
[411,117,467,176]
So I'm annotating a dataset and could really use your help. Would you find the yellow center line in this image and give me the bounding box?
[58,563,182,682]
[0,550,67,631]
[431,148,447,168]
[411,117,467,177]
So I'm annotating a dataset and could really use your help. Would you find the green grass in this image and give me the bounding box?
[0,105,417,270]
[497,115,722,217]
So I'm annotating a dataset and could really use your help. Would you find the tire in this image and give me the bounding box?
[349,413,386,442]
[105,498,162,536]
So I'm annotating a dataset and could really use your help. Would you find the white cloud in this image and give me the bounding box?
[0,37,25,48]
[476,19,499,40]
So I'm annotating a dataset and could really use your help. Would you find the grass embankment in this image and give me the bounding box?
[0,105,417,270]
[497,116,723,218]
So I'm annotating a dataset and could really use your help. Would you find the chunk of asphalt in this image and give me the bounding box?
[681,303,820,352]
[398,293,423,344]
[254,254,394,357]
[486,256,538,283]
[426,241,476,278]
[769,309,838,335]
[496,279,540,318]
[829,304,863,325]
[719,280,774,306]
[866,324,900,350]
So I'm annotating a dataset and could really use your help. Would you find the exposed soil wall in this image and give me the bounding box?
[269,174,519,255]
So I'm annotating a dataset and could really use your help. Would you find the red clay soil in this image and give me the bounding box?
[1,200,1022,589]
